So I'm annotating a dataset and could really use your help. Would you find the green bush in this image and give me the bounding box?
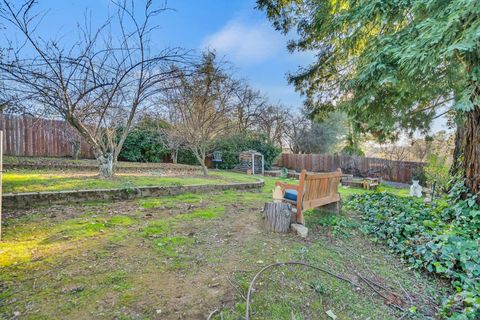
[118,126,281,168]
[412,166,427,186]
[118,129,169,163]
[341,144,365,156]
[212,133,281,170]
[177,149,199,165]
[345,187,480,319]
[424,153,451,193]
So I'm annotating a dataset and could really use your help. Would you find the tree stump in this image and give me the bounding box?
[262,202,292,232]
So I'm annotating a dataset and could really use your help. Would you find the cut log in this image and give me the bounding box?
[262,202,292,232]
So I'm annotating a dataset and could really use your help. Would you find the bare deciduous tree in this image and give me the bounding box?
[162,52,235,175]
[231,82,267,133]
[254,103,290,147]
[285,114,309,153]
[0,0,186,177]
[160,129,185,164]
[379,144,410,162]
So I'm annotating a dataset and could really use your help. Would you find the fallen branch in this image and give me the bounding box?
[226,277,247,301]
[353,270,406,313]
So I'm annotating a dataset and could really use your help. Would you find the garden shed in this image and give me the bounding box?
[235,150,264,175]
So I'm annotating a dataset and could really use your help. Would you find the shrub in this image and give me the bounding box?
[212,133,281,170]
[176,149,199,165]
[341,144,365,156]
[118,128,169,163]
[345,188,480,319]
[412,166,427,186]
[424,153,451,193]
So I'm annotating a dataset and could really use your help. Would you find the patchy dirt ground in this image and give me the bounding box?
[0,182,448,319]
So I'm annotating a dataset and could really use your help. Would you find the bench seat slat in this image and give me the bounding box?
[303,194,341,210]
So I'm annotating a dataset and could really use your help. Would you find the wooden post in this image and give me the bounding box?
[251,153,255,175]
[0,130,3,241]
[261,154,264,175]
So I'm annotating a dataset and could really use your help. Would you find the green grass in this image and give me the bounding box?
[138,193,204,209]
[339,183,410,198]
[102,270,132,292]
[1,168,442,320]
[0,215,136,268]
[7,167,410,199]
[141,204,224,238]
[3,169,258,193]
[176,206,224,220]
[4,155,199,169]
[142,219,171,237]
[215,231,434,320]
[260,174,409,199]
[153,236,195,258]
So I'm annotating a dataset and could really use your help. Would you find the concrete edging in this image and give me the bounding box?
[4,179,265,210]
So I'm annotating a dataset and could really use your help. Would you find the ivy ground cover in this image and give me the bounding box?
[346,185,480,319]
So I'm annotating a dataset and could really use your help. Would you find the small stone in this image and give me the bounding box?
[291,223,308,238]
[156,309,162,314]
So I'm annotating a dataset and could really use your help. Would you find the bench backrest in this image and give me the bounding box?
[299,169,342,210]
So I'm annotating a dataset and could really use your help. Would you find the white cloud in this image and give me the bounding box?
[201,20,284,65]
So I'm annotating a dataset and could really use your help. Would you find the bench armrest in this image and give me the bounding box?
[275,181,300,192]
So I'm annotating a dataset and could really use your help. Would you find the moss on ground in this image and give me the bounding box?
[4,170,258,193]
[0,172,442,319]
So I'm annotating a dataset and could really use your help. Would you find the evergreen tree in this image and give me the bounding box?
[257,0,479,195]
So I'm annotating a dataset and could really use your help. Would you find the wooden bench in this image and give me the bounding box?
[275,169,342,225]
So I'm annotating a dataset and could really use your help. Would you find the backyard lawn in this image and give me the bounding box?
[3,170,258,193]
[0,174,447,319]
[4,164,408,196]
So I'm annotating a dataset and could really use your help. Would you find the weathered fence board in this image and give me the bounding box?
[277,153,424,183]
[0,114,94,158]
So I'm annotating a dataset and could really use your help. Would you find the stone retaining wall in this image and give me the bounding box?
[4,180,264,210]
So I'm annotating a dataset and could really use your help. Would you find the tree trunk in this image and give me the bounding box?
[463,106,480,197]
[172,150,178,164]
[200,160,208,175]
[450,118,465,178]
[71,140,81,160]
[262,202,292,232]
[98,153,114,178]
[193,149,208,175]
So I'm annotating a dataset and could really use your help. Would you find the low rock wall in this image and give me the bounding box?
[4,180,264,210]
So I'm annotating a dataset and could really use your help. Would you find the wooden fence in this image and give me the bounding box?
[277,153,424,183]
[0,114,94,158]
